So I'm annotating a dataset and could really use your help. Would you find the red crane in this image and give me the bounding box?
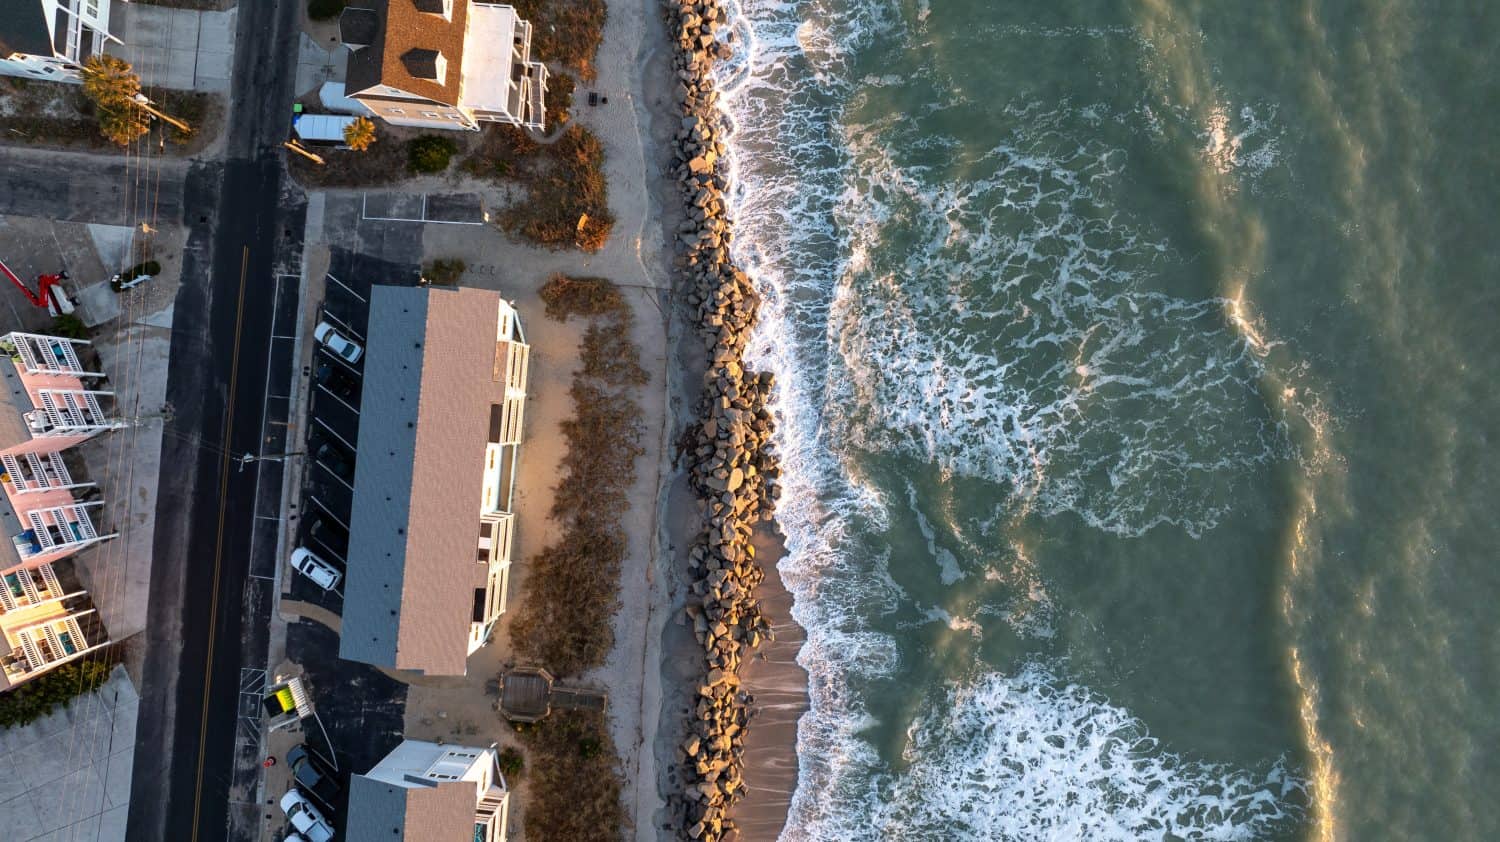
[0,257,72,314]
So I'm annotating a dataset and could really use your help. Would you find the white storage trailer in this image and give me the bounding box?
[293,113,359,145]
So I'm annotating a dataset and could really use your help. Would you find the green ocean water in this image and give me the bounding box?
[719,0,1500,838]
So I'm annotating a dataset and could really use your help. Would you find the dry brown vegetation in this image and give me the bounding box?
[514,709,628,839]
[539,273,624,319]
[464,124,614,252]
[546,72,575,131]
[509,277,644,675]
[511,0,607,81]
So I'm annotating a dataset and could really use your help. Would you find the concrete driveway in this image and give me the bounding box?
[105,2,237,93]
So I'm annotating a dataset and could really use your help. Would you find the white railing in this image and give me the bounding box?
[8,332,89,376]
[480,512,514,565]
[18,631,45,670]
[38,563,61,596]
[34,389,113,435]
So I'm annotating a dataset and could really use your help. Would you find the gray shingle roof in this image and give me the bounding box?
[0,0,53,58]
[338,286,429,670]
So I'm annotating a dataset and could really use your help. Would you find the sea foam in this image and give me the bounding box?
[711,0,1309,838]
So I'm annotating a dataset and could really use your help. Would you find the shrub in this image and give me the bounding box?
[516,710,626,840]
[422,258,466,286]
[545,73,575,130]
[111,260,161,292]
[0,660,113,728]
[307,0,346,21]
[538,274,623,320]
[51,314,89,339]
[497,746,525,779]
[407,134,457,174]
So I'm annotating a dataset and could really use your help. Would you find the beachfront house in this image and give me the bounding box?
[339,286,529,676]
[338,0,548,132]
[0,331,117,691]
[0,0,121,82]
[345,739,512,841]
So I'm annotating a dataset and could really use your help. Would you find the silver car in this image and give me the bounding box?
[289,547,341,592]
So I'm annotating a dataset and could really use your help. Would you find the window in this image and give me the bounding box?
[388,107,405,115]
[422,111,441,118]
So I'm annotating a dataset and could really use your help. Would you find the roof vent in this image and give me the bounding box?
[402,48,447,83]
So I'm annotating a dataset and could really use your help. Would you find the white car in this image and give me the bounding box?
[289,547,341,592]
[279,790,334,842]
[314,321,363,364]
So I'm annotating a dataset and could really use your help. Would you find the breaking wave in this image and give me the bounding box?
[711,0,1312,838]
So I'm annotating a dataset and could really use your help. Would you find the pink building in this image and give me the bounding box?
[0,331,118,690]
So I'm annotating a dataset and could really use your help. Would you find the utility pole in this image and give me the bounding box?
[131,94,192,134]
[283,140,325,166]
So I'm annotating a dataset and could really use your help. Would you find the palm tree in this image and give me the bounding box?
[343,116,377,151]
[81,55,148,146]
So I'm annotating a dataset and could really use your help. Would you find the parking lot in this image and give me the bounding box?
[285,248,420,612]
[271,247,420,840]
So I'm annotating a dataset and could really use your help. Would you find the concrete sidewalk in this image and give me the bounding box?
[105,2,237,93]
[0,666,137,841]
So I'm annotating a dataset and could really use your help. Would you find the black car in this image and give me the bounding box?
[315,363,359,402]
[287,745,341,807]
[315,443,355,480]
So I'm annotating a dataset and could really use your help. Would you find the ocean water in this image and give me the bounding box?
[713,1,1500,839]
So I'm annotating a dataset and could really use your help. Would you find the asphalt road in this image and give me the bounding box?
[127,0,307,837]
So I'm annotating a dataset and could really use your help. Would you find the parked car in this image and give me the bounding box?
[314,363,359,401]
[315,443,354,480]
[314,321,363,364]
[288,745,342,806]
[289,547,341,592]
[279,790,334,842]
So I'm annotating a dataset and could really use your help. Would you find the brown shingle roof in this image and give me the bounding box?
[343,0,468,107]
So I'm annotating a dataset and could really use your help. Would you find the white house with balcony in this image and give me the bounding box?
[0,0,120,82]
[346,740,511,841]
[338,0,547,132]
[339,286,529,676]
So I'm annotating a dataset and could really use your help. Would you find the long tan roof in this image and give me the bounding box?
[340,286,510,676]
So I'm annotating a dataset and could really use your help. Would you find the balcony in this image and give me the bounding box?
[26,389,115,437]
[2,332,99,378]
[0,564,65,612]
[0,602,106,685]
[14,501,112,560]
[1,451,90,494]
[477,512,514,566]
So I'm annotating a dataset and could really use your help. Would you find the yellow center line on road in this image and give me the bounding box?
[190,244,250,842]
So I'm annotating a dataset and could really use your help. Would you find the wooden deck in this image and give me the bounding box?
[498,667,609,722]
